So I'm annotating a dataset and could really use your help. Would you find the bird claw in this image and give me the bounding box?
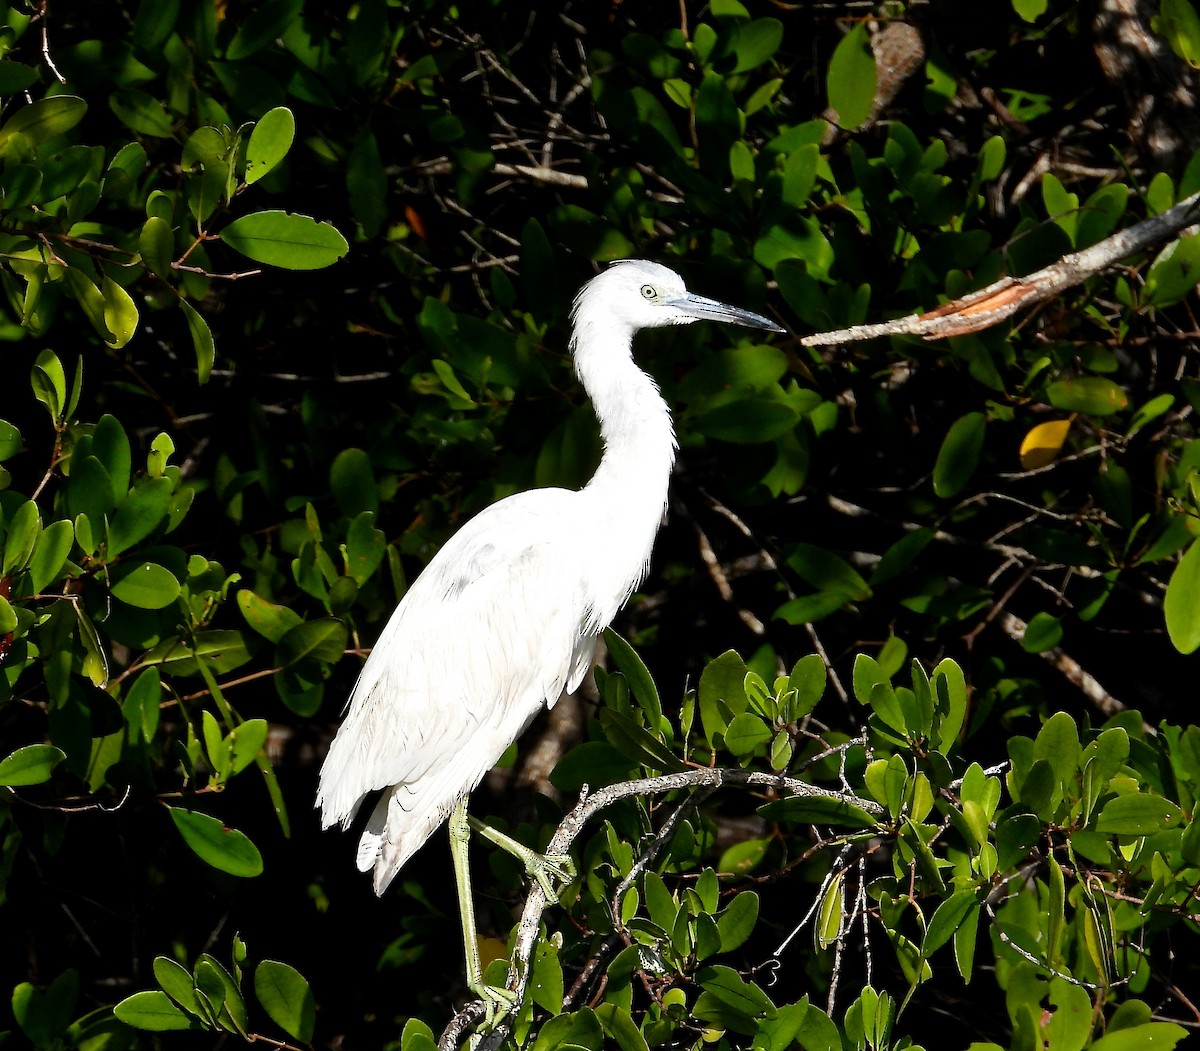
[527,851,575,898]
[471,980,518,1029]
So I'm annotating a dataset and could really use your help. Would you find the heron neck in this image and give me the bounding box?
[572,320,677,525]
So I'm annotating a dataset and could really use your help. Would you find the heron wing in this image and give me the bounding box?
[315,489,596,891]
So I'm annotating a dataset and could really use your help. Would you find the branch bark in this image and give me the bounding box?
[436,768,883,1050]
[801,191,1200,347]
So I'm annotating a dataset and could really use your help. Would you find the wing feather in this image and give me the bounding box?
[316,489,596,892]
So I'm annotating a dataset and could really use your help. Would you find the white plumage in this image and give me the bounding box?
[316,259,782,897]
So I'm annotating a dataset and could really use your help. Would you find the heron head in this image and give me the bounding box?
[573,259,784,334]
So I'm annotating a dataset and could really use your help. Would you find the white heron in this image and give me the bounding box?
[316,259,783,1011]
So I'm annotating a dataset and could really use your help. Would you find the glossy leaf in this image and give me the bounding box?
[0,744,66,786]
[1096,794,1184,835]
[114,991,202,1031]
[107,478,173,557]
[238,589,303,643]
[1019,418,1071,470]
[253,960,315,1042]
[1044,377,1129,415]
[1165,538,1200,653]
[140,216,174,279]
[109,560,181,609]
[826,23,875,129]
[245,107,296,184]
[219,210,349,270]
[933,412,986,498]
[0,96,87,152]
[168,807,264,877]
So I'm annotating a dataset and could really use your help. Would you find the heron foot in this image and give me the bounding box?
[525,851,575,899]
[471,979,518,1028]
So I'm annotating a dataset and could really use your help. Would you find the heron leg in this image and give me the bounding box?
[448,799,517,1024]
[466,815,576,898]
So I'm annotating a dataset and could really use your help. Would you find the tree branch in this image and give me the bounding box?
[802,191,1200,346]
[437,768,882,1050]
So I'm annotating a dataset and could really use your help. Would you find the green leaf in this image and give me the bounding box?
[110,89,175,137]
[3,499,40,575]
[253,960,315,1042]
[603,628,661,723]
[691,396,799,443]
[717,891,759,952]
[153,956,200,1014]
[0,61,38,95]
[598,708,685,773]
[932,412,986,498]
[759,794,880,829]
[0,96,87,153]
[31,348,67,421]
[0,594,15,635]
[140,216,175,280]
[933,658,968,753]
[0,744,66,786]
[12,971,78,1045]
[142,630,251,676]
[28,519,73,593]
[1089,1023,1189,1051]
[226,0,303,59]
[114,990,202,1031]
[1022,611,1063,653]
[826,23,875,129]
[180,300,216,384]
[1165,538,1200,653]
[698,650,749,744]
[1096,794,1184,835]
[0,419,21,460]
[1076,183,1128,248]
[724,712,773,754]
[732,18,783,72]
[330,447,379,516]
[921,890,978,958]
[530,939,564,1014]
[549,741,638,793]
[277,618,348,669]
[125,668,162,743]
[595,1003,650,1051]
[109,560,182,609]
[1157,0,1200,65]
[101,276,139,348]
[245,107,296,185]
[695,73,738,177]
[219,210,348,270]
[695,964,774,1020]
[168,807,264,877]
[788,653,826,717]
[344,511,386,586]
[107,478,173,557]
[238,589,302,643]
[1044,376,1129,415]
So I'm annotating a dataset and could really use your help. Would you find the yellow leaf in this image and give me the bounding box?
[476,935,508,970]
[1019,419,1071,470]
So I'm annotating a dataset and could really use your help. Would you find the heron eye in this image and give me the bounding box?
[640,284,657,300]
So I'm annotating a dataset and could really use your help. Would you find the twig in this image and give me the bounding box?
[439,768,883,1050]
[802,191,1200,346]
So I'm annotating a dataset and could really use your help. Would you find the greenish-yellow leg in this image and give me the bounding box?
[466,814,576,897]
[448,799,517,1024]
[447,800,576,1026]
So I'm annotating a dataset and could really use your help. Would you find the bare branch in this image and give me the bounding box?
[802,191,1200,346]
[438,768,883,1049]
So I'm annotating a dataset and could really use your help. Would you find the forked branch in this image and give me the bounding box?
[437,768,882,1050]
[801,190,1200,346]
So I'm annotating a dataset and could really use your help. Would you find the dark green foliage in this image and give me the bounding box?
[2,1,1200,1050]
